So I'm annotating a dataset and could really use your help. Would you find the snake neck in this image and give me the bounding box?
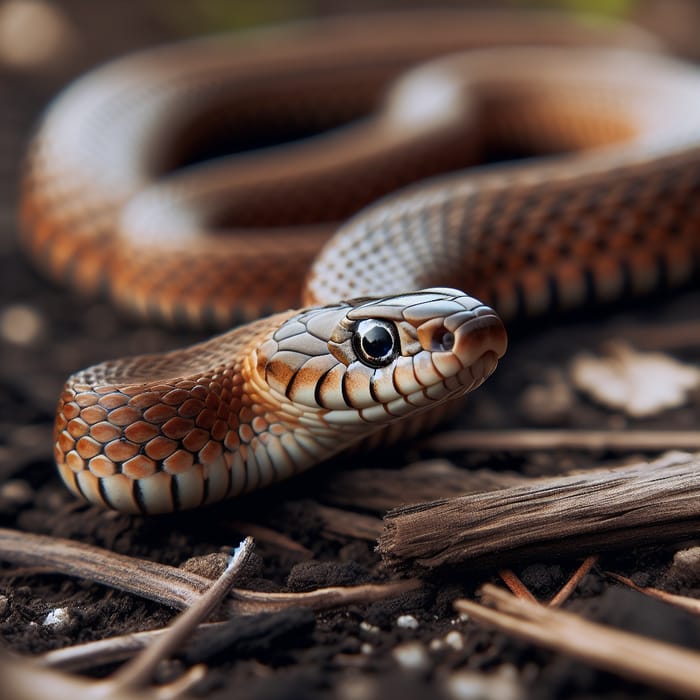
[54,309,369,513]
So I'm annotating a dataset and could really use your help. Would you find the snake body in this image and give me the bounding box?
[20,12,700,513]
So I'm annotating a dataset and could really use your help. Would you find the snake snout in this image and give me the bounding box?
[451,308,508,370]
[414,291,507,383]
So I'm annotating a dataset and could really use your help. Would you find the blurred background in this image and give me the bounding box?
[1,0,700,81]
[0,0,699,472]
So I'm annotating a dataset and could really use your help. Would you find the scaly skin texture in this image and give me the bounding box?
[55,292,505,513]
[19,13,700,512]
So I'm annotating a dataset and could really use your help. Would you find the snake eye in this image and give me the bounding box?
[352,319,399,368]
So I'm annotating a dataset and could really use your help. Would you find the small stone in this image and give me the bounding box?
[337,675,377,700]
[392,641,430,671]
[396,614,419,629]
[518,370,574,425]
[665,546,700,587]
[428,638,444,652]
[359,621,380,634]
[0,479,33,506]
[0,304,44,345]
[0,595,8,617]
[43,607,70,627]
[0,0,75,69]
[360,643,373,655]
[445,670,523,700]
[444,630,464,650]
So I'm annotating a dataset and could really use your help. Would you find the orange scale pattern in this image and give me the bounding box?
[53,314,295,513]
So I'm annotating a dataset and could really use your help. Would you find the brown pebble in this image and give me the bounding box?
[664,547,700,587]
[0,480,33,505]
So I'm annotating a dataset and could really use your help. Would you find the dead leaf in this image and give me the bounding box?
[569,341,700,418]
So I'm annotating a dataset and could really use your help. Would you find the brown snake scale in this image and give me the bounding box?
[19,12,700,513]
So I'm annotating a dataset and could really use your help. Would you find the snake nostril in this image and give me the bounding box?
[438,330,454,352]
[429,326,454,352]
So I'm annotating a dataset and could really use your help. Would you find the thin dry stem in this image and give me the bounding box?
[38,622,225,672]
[154,665,207,700]
[606,572,700,616]
[549,555,599,607]
[498,569,538,602]
[421,429,700,452]
[1,655,150,700]
[455,584,700,700]
[0,527,421,613]
[314,504,384,541]
[228,521,312,556]
[107,537,254,692]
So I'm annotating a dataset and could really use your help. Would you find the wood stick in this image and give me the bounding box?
[314,504,384,541]
[420,429,700,452]
[1,654,152,700]
[0,527,206,608]
[455,585,700,700]
[379,453,700,570]
[108,538,254,691]
[498,569,537,602]
[39,608,312,673]
[228,521,312,557]
[549,555,598,607]
[38,622,225,672]
[606,572,700,616]
[0,527,421,613]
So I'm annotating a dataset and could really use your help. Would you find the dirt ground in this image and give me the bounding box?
[1,3,700,699]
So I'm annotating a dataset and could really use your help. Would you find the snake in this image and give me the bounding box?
[19,11,700,514]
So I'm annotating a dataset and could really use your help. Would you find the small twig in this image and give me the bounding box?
[549,555,598,608]
[498,570,537,603]
[421,430,700,453]
[106,537,254,692]
[1,654,151,700]
[3,539,251,699]
[0,527,205,609]
[606,572,700,616]
[154,665,207,700]
[38,622,225,672]
[498,556,597,606]
[380,453,700,571]
[455,584,700,700]
[229,521,312,557]
[314,504,384,541]
[41,608,316,674]
[0,527,421,613]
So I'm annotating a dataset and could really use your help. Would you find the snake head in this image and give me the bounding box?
[259,287,507,428]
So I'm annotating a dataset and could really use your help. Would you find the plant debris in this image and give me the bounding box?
[570,341,700,418]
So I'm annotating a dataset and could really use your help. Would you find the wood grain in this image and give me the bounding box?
[379,452,700,570]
